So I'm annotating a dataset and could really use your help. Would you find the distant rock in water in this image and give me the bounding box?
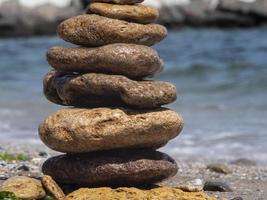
[1,0,267,37]
[0,0,83,37]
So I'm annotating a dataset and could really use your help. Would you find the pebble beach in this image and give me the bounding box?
[0,143,267,200]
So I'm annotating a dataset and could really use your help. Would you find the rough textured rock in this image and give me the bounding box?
[42,175,65,200]
[66,187,216,200]
[0,176,46,200]
[47,44,163,77]
[39,107,183,153]
[43,71,177,108]
[42,150,178,186]
[92,0,144,5]
[57,14,167,47]
[87,3,159,24]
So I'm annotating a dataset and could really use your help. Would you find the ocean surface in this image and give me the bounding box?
[0,29,267,163]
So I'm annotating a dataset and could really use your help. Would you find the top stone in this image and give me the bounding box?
[91,0,144,4]
[87,3,159,24]
[57,14,167,47]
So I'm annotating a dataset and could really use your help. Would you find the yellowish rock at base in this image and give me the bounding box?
[66,187,216,200]
[0,176,46,200]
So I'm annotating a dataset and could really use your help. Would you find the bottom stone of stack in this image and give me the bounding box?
[42,149,178,186]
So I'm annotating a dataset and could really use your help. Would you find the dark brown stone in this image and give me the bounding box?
[47,44,163,77]
[42,149,178,186]
[57,14,167,47]
[43,71,177,108]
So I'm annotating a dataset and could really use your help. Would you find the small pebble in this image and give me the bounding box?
[230,158,257,166]
[177,179,203,192]
[207,163,232,174]
[203,181,233,192]
[17,165,30,171]
[38,152,48,157]
[231,197,243,200]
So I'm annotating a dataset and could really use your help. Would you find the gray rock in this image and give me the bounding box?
[231,197,243,200]
[42,149,178,186]
[47,44,163,78]
[219,0,267,18]
[43,71,176,108]
[203,181,233,192]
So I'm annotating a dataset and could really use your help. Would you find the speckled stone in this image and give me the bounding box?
[39,107,183,153]
[57,14,167,47]
[92,0,144,4]
[42,150,178,186]
[43,71,176,108]
[0,176,46,200]
[66,187,216,200]
[47,44,163,77]
[87,3,159,24]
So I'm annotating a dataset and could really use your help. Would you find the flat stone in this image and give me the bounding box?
[47,44,163,77]
[57,14,167,47]
[91,0,144,4]
[42,150,178,186]
[66,187,216,200]
[87,3,159,24]
[0,176,46,200]
[39,107,183,153]
[43,71,177,108]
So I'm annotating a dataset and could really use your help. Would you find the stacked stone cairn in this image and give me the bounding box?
[39,0,184,188]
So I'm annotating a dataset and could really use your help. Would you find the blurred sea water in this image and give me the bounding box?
[0,28,267,163]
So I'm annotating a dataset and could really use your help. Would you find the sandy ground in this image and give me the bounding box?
[0,143,266,200]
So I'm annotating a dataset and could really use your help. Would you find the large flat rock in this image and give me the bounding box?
[57,14,167,47]
[39,107,183,153]
[47,44,163,78]
[43,71,176,108]
[42,149,178,186]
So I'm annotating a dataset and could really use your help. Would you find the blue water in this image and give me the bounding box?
[0,28,267,163]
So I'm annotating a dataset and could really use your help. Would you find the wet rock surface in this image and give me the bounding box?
[87,3,159,24]
[39,107,183,153]
[42,150,178,186]
[47,44,163,77]
[43,71,176,108]
[57,14,167,47]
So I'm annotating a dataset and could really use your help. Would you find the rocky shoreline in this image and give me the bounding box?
[1,0,267,37]
[0,143,266,200]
